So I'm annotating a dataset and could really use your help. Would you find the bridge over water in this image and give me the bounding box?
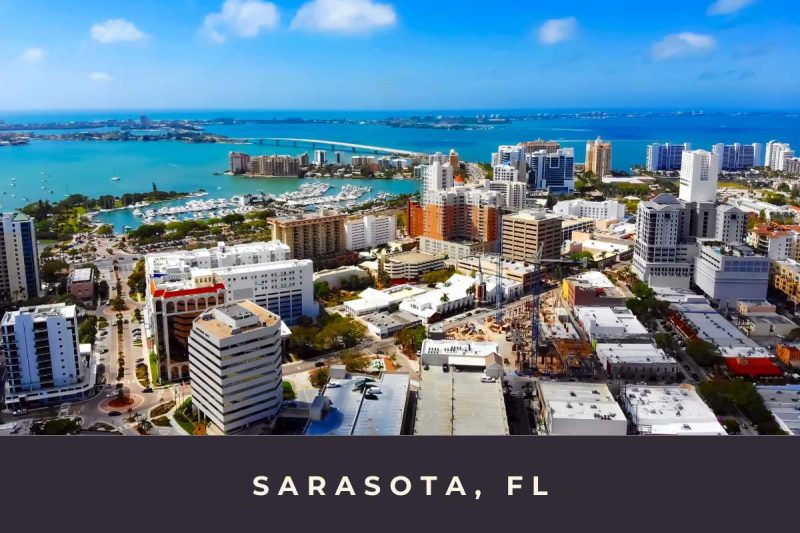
[240,137,427,157]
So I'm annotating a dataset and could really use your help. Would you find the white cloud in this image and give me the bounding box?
[91,19,146,43]
[537,17,577,45]
[89,72,112,82]
[291,0,397,34]
[21,48,45,63]
[707,0,754,15]
[651,32,717,60]
[203,0,280,43]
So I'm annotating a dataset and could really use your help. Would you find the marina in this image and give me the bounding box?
[93,179,399,232]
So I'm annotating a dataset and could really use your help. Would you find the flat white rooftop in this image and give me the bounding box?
[576,306,649,338]
[538,381,626,422]
[596,343,676,365]
[757,385,800,436]
[420,339,499,358]
[672,303,769,356]
[623,385,726,436]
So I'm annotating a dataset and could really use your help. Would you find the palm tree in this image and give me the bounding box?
[440,294,450,305]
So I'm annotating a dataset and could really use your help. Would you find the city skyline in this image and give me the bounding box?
[1,0,798,110]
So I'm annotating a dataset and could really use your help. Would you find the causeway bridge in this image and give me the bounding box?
[239,137,426,157]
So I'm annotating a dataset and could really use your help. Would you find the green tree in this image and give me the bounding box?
[685,338,722,368]
[654,332,676,352]
[40,259,69,284]
[127,259,146,298]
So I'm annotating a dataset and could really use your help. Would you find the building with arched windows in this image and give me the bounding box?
[144,241,315,382]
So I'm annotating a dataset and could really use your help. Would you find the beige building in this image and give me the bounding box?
[501,209,562,262]
[269,208,347,260]
[585,136,613,177]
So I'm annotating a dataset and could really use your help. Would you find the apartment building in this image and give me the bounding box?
[501,209,562,262]
[228,152,252,175]
[420,161,454,204]
[632,194,695,289]
[344,214,397,251]
[269,208,347,260]
[765,141,794,171]
[519,139,561,154]
[646,142,691,172]
[0,212,41,302]
[1,304,94,408]
[711,143,763,171]
[748,223,800,260]
[144,241,314,382]
[188,301,286,434]
[585,137,612,177]
[553,199,625,221]
[248,155,302,177]
[486,180,528,212]
[770,259,800,305]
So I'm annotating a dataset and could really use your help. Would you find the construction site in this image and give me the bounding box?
[443,284,600,379]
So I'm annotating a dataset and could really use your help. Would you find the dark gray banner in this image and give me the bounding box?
[2,437,797,530]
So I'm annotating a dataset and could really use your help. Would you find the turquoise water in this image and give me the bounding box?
[1,109,799,231]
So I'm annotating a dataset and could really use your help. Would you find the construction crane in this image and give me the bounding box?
[522,247,582,371]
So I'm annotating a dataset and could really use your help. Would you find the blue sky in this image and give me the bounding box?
[0,0,797,110]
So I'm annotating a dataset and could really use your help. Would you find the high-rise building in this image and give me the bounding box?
[314,150,327,166]
[501,209,562,262]
[229,152,252,175]
[765,141,794,171]
[188,300,286,434]
[519,139,561,154]
[429,152,448,165]
[418,187,502,256]
[491,145,526,177]
[249,155,301,177]
[552,199,625,220]
[645,142,691,171]
[679,149,720,203]
[714,205,747,244]
[1,304,94,408]
[632,194,695,289]
[0,212,41,302]
[269,208,348,260]
[144,241,315,381]
[344,214,397,250]
[493,164,522,182]
[420,161,454,204]
[486,181,528,212]
[334,151,344,165]
[711,143,762,171]
[448,149,460,169]
[526,149,575,194]
[585,137,612,177]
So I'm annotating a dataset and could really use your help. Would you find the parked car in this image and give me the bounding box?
[12,409,28,417]
[108,411,122,417]
[366,387,382,395]
[314,361,326,368]
[442,363,450,373]
[327,383,341,389]
[481,377,497,383]
[142,387,154,393]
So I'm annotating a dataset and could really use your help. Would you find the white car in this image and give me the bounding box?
[481,377,497,383]
[366,387,382,395]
